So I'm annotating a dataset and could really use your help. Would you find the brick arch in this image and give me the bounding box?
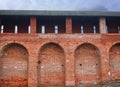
[39,42,65,53]
[107,41,120,53]
[109,43,120,81]
[0,42,29,54]
[75,43,101,85]
[0,43,28,87]
[38,42,65,86]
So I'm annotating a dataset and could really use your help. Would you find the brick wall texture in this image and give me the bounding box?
[0,16,120,87]
[0,34,119,87]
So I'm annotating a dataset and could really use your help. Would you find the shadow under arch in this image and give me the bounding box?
[109,43,120,81]
[0,43,28,87]
[1,43,29,54]
[38,42,65,86]
[39,42,65,53]
[75,43,101,85]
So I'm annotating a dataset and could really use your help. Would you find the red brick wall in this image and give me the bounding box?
[0,34,119,87]
[0,43,28,87]
[66,17,72,34]
[109,43,120,81]
[75,43,101,85]
[1,16,120,87]
[38,43,65,86]
[30,17,36,34]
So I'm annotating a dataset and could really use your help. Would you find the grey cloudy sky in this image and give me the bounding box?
[0,0,120,11]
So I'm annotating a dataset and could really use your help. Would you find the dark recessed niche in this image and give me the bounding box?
[38,61,41,64]
[80,64,82,66]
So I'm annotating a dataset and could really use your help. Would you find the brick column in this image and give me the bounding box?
[30,17,36,34]
[66,17,72,34]
[28,48,38,87]
[99,17,107,34]
[101,50,111,83]
[65,50,75,86]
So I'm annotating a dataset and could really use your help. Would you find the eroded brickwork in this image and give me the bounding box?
[0,14,120,87]
[38,43,65,86]
[0,43,28,87]
[75,43,101,85]
[0,34,119,87]
[109,43,120,81]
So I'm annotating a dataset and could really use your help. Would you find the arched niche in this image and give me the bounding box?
[38,43,65,86]
[109,43,120,81]
[0,43,28,87]
[75,43,101,85]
